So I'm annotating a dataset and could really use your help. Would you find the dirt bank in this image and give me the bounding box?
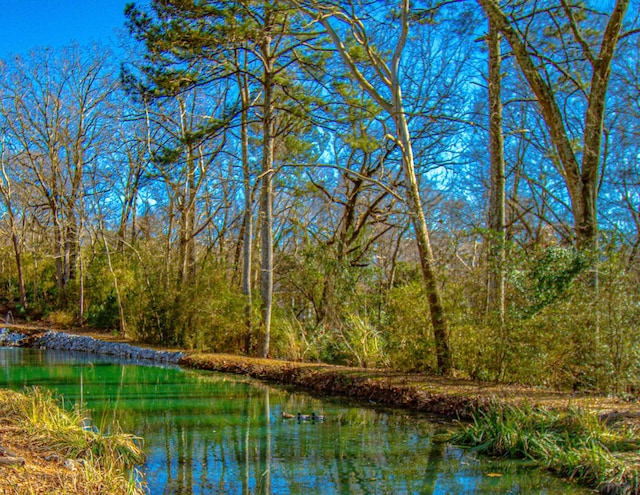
[3,324,639,420]
[180,352,640,419]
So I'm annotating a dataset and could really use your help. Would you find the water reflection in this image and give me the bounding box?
[0,348,588,494]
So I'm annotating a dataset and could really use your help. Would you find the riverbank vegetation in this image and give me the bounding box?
[0,388,145,494]
[0,1,638,393]
[452,403,640,494]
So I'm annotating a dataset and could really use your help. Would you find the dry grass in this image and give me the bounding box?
[0,389,145,495]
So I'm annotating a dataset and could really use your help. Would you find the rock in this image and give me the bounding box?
[2,327,185,365]
[27,331,185,365]
[0,446,18,458]
[0,328,28,346]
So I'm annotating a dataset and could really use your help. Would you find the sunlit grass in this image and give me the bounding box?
[0,387,145,495]
[451,402,640,494]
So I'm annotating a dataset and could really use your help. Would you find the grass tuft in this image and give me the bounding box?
[451,402,640,494]
[0,387,145,494]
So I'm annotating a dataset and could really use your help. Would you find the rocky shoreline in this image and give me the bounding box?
[0,328,184,364]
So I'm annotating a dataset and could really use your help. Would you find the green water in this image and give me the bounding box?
[0,348,589,495]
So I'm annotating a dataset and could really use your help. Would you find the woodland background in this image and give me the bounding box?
[0,0,639,392]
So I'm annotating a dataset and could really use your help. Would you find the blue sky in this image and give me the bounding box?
[0,1,131,59]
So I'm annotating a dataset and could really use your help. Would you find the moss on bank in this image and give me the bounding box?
[0,388,145,495]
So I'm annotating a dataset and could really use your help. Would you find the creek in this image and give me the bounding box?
[0,347,589,494]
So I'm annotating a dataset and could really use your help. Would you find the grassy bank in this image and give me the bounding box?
[0,387,145,495]
[451,403,640,494]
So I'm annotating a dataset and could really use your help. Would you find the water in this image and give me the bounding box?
[0,347,589,494]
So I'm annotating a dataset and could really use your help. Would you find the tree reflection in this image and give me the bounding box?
[420,435,445,495]
[0,348,590,495]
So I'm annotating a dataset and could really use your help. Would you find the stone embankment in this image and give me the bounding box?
[0,328,184,364]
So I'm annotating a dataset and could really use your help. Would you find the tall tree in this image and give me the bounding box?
[125,0,317,356]
[296,0,453,373]
[486,18,506,323]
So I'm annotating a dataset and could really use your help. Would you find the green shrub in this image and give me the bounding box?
[384,281,436,372]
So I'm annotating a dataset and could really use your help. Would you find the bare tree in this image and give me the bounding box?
[0,46,116,313]
[477,0,631,251]
[0,136,27,308]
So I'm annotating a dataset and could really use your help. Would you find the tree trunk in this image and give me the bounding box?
[394,107,452,375]
[390,2,452,375]
[259,61,275,359]
[486,18,506,323]
[11,231,27,309]
[239,68,254,354]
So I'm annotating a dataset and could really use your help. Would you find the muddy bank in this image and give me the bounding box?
[181,353,490,418]
[179,352,631,420]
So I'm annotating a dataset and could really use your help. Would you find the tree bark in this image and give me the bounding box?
[486,18,506,323]
[259,57,275,359]
[239,66,254,355]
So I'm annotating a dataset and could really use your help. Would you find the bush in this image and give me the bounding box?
[384,281,436,372]
[47,310,76,328]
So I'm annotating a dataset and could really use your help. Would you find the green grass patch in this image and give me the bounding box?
[451,403,640,494]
